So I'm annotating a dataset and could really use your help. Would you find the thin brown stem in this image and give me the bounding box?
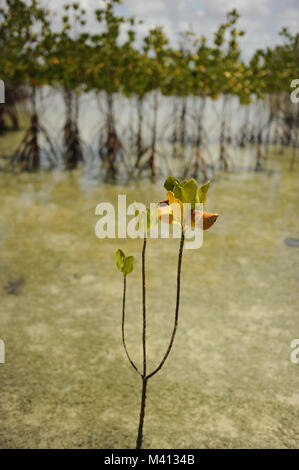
[122,276,142,377]
[147,228,185,380]
[142,236,147,378]
[135,236,147,449]
[136,377,148,449]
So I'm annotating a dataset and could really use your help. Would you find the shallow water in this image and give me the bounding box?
[0,148,298,448]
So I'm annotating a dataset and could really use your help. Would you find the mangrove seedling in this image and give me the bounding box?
[115,176,219,449]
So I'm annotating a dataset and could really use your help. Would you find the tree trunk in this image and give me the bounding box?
[179,97,187,150]
[64,88,83,170]
[106,92,117,179]
[255,130,263,171]
[30,86,40,171]
[192,97,208,179]
[136,96,144,168]
[149,91,158,179]
[172,99,178,159]
[219,94,228,170]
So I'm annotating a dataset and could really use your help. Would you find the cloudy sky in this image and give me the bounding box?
[51,0,299,59]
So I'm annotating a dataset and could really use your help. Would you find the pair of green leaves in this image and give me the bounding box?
[164,176,210,209]
[115,249,134,276]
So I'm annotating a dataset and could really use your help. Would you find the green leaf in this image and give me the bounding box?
[172,182,183,201]
[164,176,210,208]
[197,181,210,204]
[181,178,199,208]
[115,249,125,272]
[115,250,134,276]
[123,256,134,276]
[164,176,180,192]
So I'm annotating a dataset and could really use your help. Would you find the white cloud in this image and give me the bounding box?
[125,0,165,15]
[46,0,299,59]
